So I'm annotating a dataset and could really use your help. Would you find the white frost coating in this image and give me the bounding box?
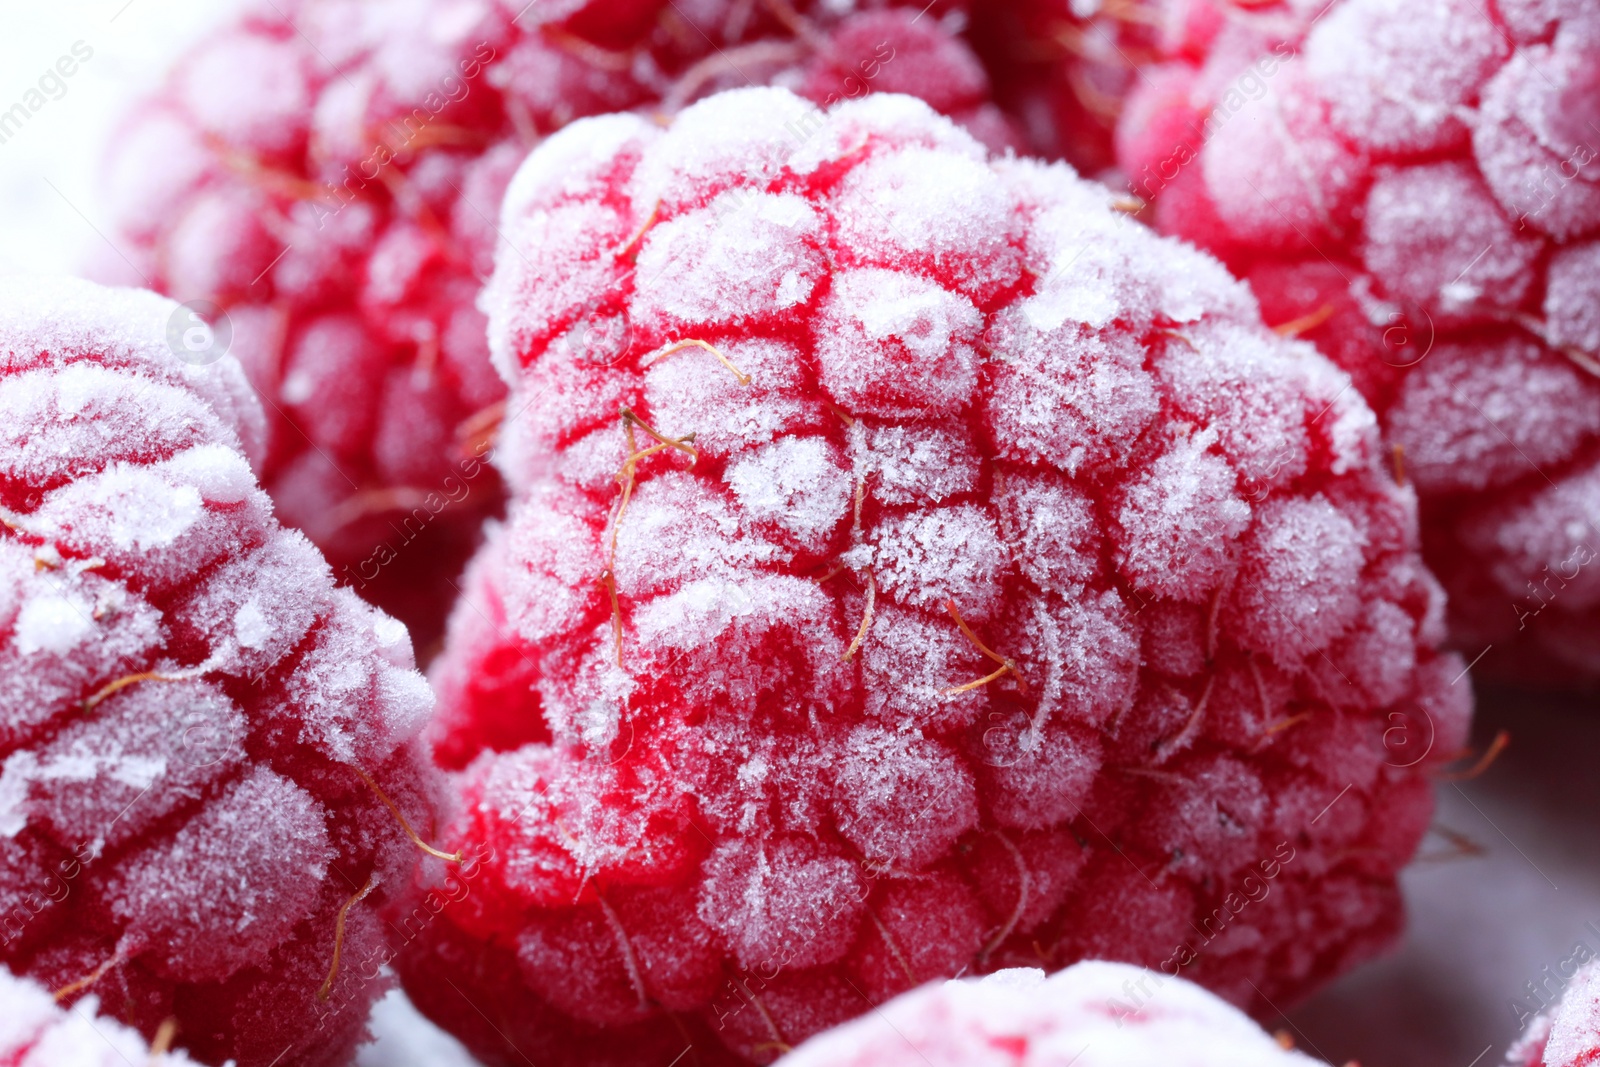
[0,754,30,837]
[0,276,265,469]
[1117,428,1252,601]
[645,339,822,458]
[816,269,982,417]
[0,277,437,1031]
[629,87,819,212]
[500,112,660,230]
[0,967,210,1066]
[868,504,1010,618]
[777,961,1330,1066]
[786,92,987,175]
[13,592,94,657]
[632,575,760,651]
[632,192,825,328]
[1304,0,1508,156]
[833,148,1022,298]
[163,444,257,505]
[849,421,981,506]
[232,599,273,650]
[1514,958,1600,1067]
[725,437,852,547]
[109,767,334,982]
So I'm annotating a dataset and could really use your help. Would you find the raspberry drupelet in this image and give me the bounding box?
[1510,958,1600,1067]
[0,277,440,1067]
[774,962,1329,1066]
[969,0,1177,175]
[1111,0,1600,683]
[0,965,210,1066]
[101,0,1012,652]
[400,88,1472,1066]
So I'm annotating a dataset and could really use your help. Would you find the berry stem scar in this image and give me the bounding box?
[643,339,752,386]
[352,765,464,863]
[942,599,1027,696]
[319,874,376,1001]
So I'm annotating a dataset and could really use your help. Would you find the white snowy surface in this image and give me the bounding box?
[356,989,480,1067]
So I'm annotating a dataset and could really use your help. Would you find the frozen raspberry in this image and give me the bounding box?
[0,964,210,1066]
[0,277,441,1067]
[1510,958,1600,1067]
[970,0,1213,174]
[775,962,1328,1066]
[1111,0,1600,683]
[100,0,1012,651]
[397,88,1471,1066]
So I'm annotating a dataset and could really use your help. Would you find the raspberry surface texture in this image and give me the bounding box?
[101,0,1008,650]
[402,88,1472,1066]
[774,962,1329,1066]
[1509,958,1600,1067]
[0,964,210,1066]
[1111,0,1600,683]
[0,277,439,1067]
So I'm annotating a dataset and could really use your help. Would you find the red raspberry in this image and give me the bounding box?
[0,277,442,1067]
[1111,0,1600,683]
[1510,959,1600,1067]
[970,0,1256,174]
[775,962,1328,1065]
[0,964,208,1065]
[400,89,1470,1066]
[100,0,1012,651]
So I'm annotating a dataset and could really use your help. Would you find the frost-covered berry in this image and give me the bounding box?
[397,88,1470,1066]
[101,0,1011,649]
[1111,0,1600,683]
[776,962,1327,1066]
[1510,958,1600,1067]
[0,964,210,1066]
[970,0,1193,174]
[0,277,440,1067]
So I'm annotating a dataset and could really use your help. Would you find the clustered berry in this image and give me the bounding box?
[1110,0,1600,682]
[0,277,439,1067]
[7,0,1588,1061]
[774,961,1329,1066]
[403,87,1469,1065]
[971,0,1168,174]
[102,0,1010,650]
